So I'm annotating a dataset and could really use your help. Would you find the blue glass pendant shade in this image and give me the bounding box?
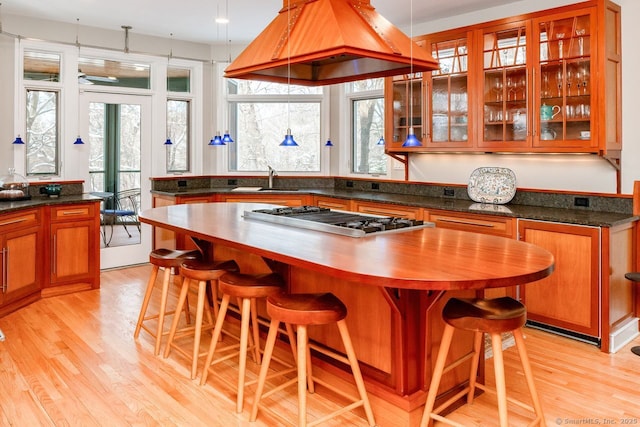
[280,129,298,146]
[402,127,422,147]
[377,136,385,145]
[325,139,333,146]
[164,138,173,145]
[74,136,85,145]
[209,133,225,146]
[12,135,25,144]
[222,132,234,143]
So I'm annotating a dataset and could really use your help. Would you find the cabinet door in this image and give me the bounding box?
[424,31,473,149]
[518,220,599,339]
[0,226,40,306]
[533,7,596,149]
[478,20,532,149]
[50,220,95,286]
[385,73,424,151]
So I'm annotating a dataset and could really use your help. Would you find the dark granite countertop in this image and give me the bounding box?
[0,194,102,214]
[151,187,638,228]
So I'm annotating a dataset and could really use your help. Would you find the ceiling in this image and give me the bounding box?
[3,0,523,45]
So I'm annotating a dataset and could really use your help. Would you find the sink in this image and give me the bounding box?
[258,188,298,192]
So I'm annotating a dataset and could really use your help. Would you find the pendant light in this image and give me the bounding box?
[13,135,24,145]
[402,0,422,148]
[73,18,85,145]
[280,0,298,147]
[209,132,225,146]
[377,136,385,145]
[325,139,334,147]
[215,0,235,145]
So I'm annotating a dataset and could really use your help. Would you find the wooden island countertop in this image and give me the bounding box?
[139,202,554,291]
[139,202,555,424]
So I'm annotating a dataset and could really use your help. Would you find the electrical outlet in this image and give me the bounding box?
[574,197,589,207]
[177,180,187,187]
[372,183,380,190]
[227,179,238,186]
[443,188,454,197]
[346,181,354,188]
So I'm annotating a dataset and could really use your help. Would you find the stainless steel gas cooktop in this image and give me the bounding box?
[243,206,434,238]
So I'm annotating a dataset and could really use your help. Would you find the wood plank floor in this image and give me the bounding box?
[0,264,639,426]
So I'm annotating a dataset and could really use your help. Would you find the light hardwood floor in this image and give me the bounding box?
[0,264,639,426]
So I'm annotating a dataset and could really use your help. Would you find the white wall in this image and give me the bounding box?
[403,0,640,194]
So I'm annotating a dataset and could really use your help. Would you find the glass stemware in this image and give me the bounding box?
[556,69,563,97]
[556,33,565,59]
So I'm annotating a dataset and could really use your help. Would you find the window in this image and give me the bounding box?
[349,79,386,175]
[23,51,60,82]
[25,89,59,175]
[167,67,191,92]
[227,79,323,172]
[166,99,191,172]
[78,57,151,89]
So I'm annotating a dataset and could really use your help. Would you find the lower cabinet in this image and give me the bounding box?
[351,200,424,220]
[518,220,600,341]
[0,209,42,314]
[46,203,100,296]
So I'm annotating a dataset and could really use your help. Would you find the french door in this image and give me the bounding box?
[79,92,152,269]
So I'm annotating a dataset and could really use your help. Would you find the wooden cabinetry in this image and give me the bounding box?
[351,200,424,220]
[428,209,515,238]
[518,220,600,340]
[0,209,42,314]
[218,193,309,206]
[313,196,352,211]
[385,0,621,159]
[46,203,100,297]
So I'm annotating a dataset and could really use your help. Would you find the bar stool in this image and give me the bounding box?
[250,293,376,427]
[421,297,546,427]
[134,248,201,355]
[163,258,240,379]
[199,271,286,413]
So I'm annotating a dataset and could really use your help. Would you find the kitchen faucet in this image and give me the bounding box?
[267,165,277,189]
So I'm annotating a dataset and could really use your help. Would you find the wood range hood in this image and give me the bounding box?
[224,0,440,86]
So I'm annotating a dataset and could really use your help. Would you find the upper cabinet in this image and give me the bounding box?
[385,0,621,160]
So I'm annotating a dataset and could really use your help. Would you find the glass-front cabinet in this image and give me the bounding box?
[534,9,595,149]
[384,0,621,160]
[386,73,424,150]
[479,22,530,149]
[426,33,472,149]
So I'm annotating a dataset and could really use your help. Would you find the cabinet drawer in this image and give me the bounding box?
[0,209,40,232]
[429,210,514,238]
[314,196,352,211]
[353,201,423,220]
[50,204,96,222]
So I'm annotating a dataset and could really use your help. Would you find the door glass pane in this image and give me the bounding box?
[88,102,141,248]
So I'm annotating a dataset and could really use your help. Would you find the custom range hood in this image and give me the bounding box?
[224,0,440,86]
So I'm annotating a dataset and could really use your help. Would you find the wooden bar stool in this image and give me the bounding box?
[134,248,201,355]
[250,293,376,427]
[199,271,286,413]
[163,258,240,379]
[421,297,546,427]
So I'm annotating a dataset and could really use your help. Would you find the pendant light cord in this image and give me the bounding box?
[287,0,291,133]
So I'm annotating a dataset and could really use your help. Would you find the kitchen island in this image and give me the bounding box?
[139,202,554,424]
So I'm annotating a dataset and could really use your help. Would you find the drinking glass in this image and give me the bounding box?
[556,33,565,59]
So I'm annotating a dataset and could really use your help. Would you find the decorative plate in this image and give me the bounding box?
[467,167,516,204]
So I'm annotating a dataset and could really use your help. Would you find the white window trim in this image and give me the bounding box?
[14,40,204,180]
[217,64,330,176]
[339,83,392,178]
